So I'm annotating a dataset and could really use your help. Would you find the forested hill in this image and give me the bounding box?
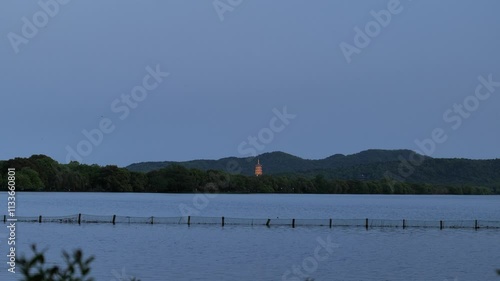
[126,149,500,188]
[127,149,424,174]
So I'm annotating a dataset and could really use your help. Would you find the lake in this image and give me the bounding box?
[1,193,499,280]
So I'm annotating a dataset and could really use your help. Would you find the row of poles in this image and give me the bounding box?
[3,215,481,230]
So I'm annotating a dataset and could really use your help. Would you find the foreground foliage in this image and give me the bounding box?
[19,245,139,281]
[0,154,497,194]
[19,245,94,281]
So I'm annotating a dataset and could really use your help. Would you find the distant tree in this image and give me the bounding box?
[15,167,44,191]
[146,170,171,192]
[146,165,198,193]
[314,174,328,193]
[95,165,132,192]
[130,172,148,192]
[29,155,63,191]
[70,164,101,191]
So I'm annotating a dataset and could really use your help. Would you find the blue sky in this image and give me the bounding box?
[1,0,499,166]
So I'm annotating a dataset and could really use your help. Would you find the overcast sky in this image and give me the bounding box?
[1,0,499,166]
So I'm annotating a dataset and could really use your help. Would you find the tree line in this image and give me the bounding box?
[0,155,496,195]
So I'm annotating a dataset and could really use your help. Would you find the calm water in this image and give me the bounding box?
[0,193,499,281]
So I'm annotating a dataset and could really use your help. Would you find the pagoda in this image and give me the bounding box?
[255,159,263,176]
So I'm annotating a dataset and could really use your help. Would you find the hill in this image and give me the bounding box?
[127,149,419,174]
[126,149,500,189]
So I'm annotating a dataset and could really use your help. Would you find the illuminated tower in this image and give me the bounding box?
[255,159,263,176]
